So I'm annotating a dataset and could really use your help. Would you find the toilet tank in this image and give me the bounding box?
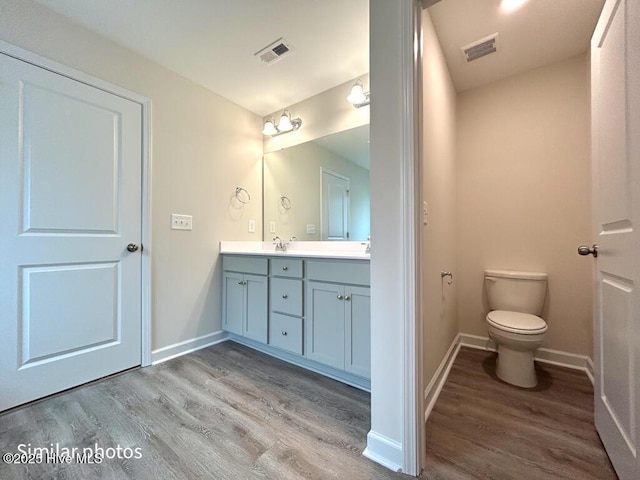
[484,269,547,316]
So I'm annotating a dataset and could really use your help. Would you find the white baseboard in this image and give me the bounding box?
[362,430,403,473]
[151,330,229,365]
[458,333,594,381]
[585,356,595,385]
[424,334,461,422]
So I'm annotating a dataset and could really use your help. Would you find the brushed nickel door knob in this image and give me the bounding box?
[578,245,599,257]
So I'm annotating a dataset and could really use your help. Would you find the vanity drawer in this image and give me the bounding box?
[270,258,303,278]
[269,313,303,355]
[305,260,370,286]
[223,255,268,275]
[270,277,303,316]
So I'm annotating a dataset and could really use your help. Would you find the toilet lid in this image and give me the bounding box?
[487,310,547,334]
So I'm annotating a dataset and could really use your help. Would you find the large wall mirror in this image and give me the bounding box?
[263,124,370,241]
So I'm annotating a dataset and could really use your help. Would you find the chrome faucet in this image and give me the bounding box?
[273,236,287,252]
[362,235,371,254]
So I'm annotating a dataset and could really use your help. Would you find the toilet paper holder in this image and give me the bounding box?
[441,271,453,285]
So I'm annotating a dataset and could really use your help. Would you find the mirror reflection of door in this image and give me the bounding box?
[321,168,350,240]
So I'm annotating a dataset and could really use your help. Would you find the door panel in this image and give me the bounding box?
[0,53,142,411]
[22,82,121,233]
[21,262,120,366]
[244,274,268,343]
[223,272,244,335]
[591,1,640,478]
[344,286,371,378]
[321,170,350,240]
[305,281,344,368]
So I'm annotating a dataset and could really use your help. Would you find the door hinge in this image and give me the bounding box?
[140,243,144,252]
[346,189,350,196]
[346,232,350,239]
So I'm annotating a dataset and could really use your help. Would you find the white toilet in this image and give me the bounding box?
[484,269,548,388]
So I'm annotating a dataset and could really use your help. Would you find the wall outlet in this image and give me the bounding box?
[171,214,192,230]
[306,224,316,234]
[248,219,256,233]
[269,221,276,234]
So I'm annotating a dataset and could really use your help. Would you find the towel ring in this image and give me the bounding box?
[235,186,250,204]
[280,195,292,210]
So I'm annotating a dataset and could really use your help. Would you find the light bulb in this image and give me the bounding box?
[278,111,293,132]
[347,81,367,105]
[501,0,528,12]
[262,119,277,136]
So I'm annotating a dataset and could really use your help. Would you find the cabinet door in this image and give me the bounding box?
[223,272,244,335]
[344,286,371,378]
[305,281,344,369]
[244,274,268,343]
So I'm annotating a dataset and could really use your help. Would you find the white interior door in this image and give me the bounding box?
[0,53,143,411]
[321,169,350,240]
[590,1,640,478]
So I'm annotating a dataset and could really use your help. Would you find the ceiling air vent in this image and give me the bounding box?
[461,33,499,63]
[254,38,294,65]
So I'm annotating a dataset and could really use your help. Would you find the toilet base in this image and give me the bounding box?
[496,345,537,388]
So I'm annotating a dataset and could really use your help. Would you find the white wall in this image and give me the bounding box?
[456,54,593,356]
[365,0,419,474]
[421,9,458,387]
[264,141,370,241]
[0,0,263,351]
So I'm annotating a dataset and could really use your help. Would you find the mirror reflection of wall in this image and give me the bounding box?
[263,124,370,241]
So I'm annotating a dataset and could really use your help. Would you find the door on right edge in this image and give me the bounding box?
[591,1,639,478]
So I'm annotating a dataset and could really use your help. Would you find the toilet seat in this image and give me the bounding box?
[486,310,547,335]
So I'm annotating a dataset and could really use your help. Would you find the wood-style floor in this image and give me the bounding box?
[0,341,405,480]
[425,347,618,480]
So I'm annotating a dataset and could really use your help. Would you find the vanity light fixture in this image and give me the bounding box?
[262,109,302,136]
[347,79,370,108]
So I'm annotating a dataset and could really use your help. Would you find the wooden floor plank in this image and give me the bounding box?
[0,342,617,479]
[425,347,617,480]
[0,341,404,480]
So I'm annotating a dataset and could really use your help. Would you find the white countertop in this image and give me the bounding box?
[220,241,370,261]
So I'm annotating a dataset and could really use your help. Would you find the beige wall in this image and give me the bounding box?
[456,54,593,356]
[421,9,459,386]
[264,141,370,241]
[0,0,263,351]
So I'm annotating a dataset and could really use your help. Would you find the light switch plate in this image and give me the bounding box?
[269,221,276,234]
[306,224,316,234]
[171,214,192,230]
[248,219,256,233]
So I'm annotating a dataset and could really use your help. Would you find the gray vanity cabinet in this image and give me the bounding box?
[222,257,268,343]
[222,254,371,388]
[305,260,371,377]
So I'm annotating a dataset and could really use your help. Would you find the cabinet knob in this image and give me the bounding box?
[282,266,289,271]
[337,295,344,300]
[282,294,288,299]
[281,331,288,336]
[344,295,351,301]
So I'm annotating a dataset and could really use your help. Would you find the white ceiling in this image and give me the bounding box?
[34,0,369,116]
[428,0,605,92]
[33,1,604,115]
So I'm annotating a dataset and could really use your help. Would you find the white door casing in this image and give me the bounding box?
[0,52,144,411]
[591,1,640,478]
[321,168,350,240]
